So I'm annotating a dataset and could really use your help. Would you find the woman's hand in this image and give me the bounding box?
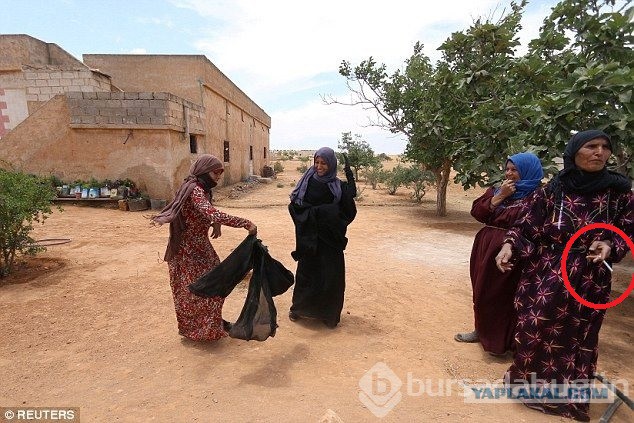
[490,179,516,209]
[211,222,222,239]
[587,240,612,263]
[245,222,258,236]
[495,243,514,272]
[498,179,516,198]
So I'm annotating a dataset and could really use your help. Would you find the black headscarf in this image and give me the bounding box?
[549,129,631,195]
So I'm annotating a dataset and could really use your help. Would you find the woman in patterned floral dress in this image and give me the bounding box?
[152,155,257,341]
[455,152,543,355]
[496,130,633,421]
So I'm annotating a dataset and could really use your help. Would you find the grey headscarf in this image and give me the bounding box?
[290,147,342,205]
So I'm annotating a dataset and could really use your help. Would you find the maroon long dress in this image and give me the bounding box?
[504,186,634,421]
[470,187,526,354]
[167,184,251,341]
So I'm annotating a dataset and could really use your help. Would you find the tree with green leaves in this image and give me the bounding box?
[0,170,58,277]
[333,2,528,215]
[360,164,384,190]
[331,0,631,215]
[337,132,380,180]
[521,0,633,177]
[383,164,409,195]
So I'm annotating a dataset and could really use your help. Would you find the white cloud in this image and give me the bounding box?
[177,0,503,90]
[271,100,407,154]
[171,0,560,152]
[136,17,175,29]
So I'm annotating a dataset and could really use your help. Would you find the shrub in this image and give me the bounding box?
[0,170,59,277]
[273,161,284,173]
[296,163,308,174]
[361,164,384,189]
[383,164,409,195]
[402,166,435,203]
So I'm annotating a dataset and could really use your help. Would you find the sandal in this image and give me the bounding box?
[288,311,300,322]
[454,330,479,343]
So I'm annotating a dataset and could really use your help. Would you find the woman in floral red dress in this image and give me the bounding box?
[496,130,633,421]
[152,155,257,341]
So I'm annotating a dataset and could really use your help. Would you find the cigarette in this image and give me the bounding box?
[602,261,613,272]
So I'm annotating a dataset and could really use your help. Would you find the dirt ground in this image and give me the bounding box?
[1,159,632,423]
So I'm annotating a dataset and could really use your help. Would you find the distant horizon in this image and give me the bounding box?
[269,148,403,156]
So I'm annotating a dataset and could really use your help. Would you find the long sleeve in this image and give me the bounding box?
[191,186,250,228]
[609,189,634,263]
[470,187,496,224]
[340,182,357,224]
[503,187,550,258]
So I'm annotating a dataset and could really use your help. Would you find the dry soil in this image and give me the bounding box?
[1,159,632,423]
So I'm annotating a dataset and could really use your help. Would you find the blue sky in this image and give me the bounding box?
[2,0,562,153]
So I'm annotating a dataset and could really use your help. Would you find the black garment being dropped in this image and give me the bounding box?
[289,174,357,324]
[188,235,294,341]
[189,235,257,298]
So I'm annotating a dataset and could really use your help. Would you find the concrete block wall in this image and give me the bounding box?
[66,91,204,133]
[23,67,112,102]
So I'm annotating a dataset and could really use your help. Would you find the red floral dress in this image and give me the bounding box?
[167,184,250,341]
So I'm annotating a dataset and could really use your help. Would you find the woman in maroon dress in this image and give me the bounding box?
[455,152,543,355]
[496,130,633,421]
[152,155,257,341]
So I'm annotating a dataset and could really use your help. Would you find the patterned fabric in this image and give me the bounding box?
[504,186,634,421]
[166,184,250,341]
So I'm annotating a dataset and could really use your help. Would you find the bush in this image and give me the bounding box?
[361,164,384,189]
[296,163,308,174]
[273,161,284,173]
[0,170,58,277]
[401,166,434,203]
[383,164,409,195]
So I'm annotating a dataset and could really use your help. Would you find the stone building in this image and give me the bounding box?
[0,34,271,200]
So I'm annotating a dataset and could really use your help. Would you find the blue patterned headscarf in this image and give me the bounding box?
[496,152,543,199]
[290,147,342,205]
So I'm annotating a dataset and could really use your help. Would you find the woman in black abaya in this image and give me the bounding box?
[288,147,357,328]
